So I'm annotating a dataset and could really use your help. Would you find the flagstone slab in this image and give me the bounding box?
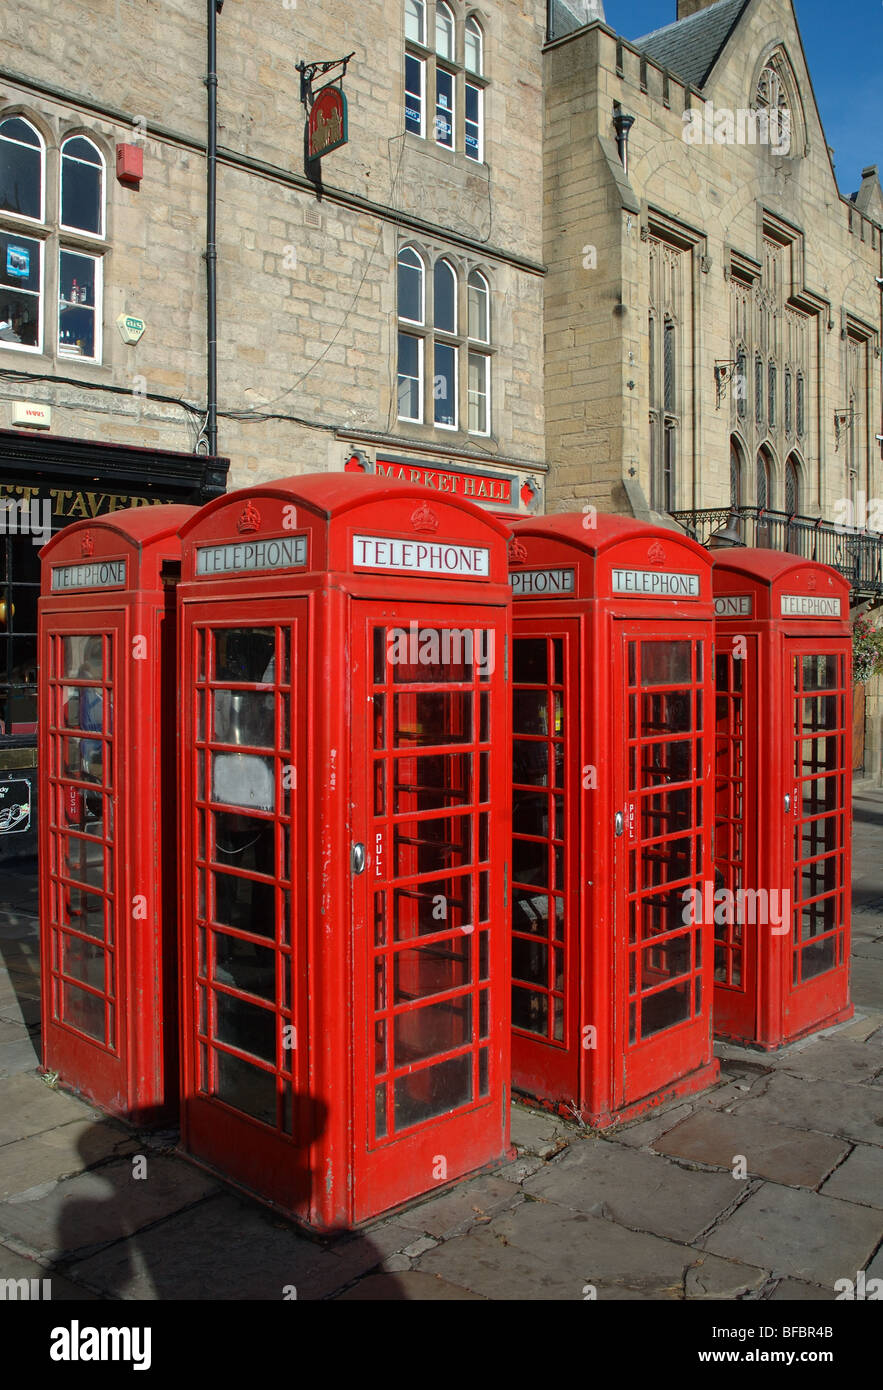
[0,1242,97,1300]
[819,1143,883,1208]
[767,1277,834,1301]
[69,1193,402,1301]
[776,1039,882,1085]
[727,1071,883,1145]
[0,1118,135,1200]
[523,1138,738,1243]
[701,1184,882,1285]
[0,1156,218,1261]
[0,1073,92,1146]
[652,1109,848,1187]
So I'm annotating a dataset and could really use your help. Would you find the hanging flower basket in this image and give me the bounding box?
[852,614,883,684]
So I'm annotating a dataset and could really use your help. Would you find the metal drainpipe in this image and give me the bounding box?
[204,0,221,456]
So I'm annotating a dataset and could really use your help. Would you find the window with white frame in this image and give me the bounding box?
[0,116,106,361]
[396,245,492,435]
[404,3,486,163]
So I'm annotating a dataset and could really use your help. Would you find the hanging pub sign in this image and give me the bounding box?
[308,84,347,159]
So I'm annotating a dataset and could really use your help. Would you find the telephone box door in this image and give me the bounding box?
[713,637,759,1039]
[351,600,509,1222]
[510,619,581,1100]
[179,604,312,1211]
[43,614,124,1101]
[785,641,851,1035]
[613,622,712,1105]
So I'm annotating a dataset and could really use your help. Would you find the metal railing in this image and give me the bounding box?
[671,507,883,599]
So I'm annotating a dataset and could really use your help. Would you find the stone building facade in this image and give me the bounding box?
[543,0,882,529]
[0,0,549,495]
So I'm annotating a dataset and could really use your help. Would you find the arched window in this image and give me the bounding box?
[60,136,104,236]
[397,246,424,324]
[467,269,489,342]
[0,116,43,221]
[756,449,772,511]
[397,250,493,434]
[735,346,747,420]
[755,57,792,154]
[663,317,675,412]
[467,270,490,434]
[435,2,454,59]
[405,0,425,45]
[730,438,744,509]
[465,16,483,74]
[796,372,805,437]
[433,258,456,333]
[785,455,801,515]
[404,4,486,161]
[397,247,425,422]
[433,257,457,428]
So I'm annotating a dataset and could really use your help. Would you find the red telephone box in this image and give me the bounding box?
[508,513,719,1126]
[711,550,853,1047]
[176,474,512,1230]
[38,506,195,1122]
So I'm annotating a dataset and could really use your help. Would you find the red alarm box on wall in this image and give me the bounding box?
[116,143,143,187]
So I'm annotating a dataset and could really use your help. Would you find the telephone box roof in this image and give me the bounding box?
[512,510,710,562]
[178,473,512,540]
[40,504,198,559]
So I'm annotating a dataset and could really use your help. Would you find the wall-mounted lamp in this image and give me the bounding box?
[613,108,636,174]
[707,511,745,549]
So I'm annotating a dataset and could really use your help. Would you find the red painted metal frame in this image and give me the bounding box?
[176,474,512,1231]
[711,550,853,1048]
[38,506,194,1123]
[507,514,719,1127]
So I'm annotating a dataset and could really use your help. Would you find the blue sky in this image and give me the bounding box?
[604,0,880,198]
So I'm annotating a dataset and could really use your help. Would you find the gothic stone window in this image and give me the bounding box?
[397,243,492,435]
[405,1,486,163]
[0,115,107,361]
[648,235,684,513]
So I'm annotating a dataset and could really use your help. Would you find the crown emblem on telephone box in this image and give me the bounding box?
[508,537,528,565]
[410,503,439,534]
[81,532,95,557]
[647,541,667,566]
[237,501,261,534]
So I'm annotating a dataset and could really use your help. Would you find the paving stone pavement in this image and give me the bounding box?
[0,790,881,1301]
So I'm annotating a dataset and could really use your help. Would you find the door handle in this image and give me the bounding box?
[614,812,624,837]
[784,794,791,814]
[351,842,366,875]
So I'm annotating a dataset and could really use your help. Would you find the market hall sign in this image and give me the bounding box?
[612,568,701,597]
[371,459,515,508]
